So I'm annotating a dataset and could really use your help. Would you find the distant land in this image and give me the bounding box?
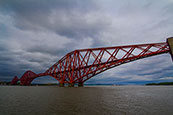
[0,81,116,86]
[1,81,173,86]
[0,81,11,85]
[146,82,173,85]
[0,81,59,86]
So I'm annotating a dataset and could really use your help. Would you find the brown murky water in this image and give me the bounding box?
[0,86,173,115]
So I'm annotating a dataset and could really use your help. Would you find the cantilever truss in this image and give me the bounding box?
[11,41,170,86]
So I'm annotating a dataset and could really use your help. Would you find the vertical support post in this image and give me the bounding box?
[167,37,173,61]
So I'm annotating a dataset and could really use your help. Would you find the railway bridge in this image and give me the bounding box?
[11,37,173,87]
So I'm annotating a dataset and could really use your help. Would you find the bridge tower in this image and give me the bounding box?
[167,37,173,60]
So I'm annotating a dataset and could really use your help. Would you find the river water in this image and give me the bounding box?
[0,86,173,115]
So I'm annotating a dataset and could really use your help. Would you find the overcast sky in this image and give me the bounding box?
[0,0,173,84]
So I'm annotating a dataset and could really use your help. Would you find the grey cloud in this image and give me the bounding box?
[0,0,103,39]
[0,0,173,83]
[0,0,112,51]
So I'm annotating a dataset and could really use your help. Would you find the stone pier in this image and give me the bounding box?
[59,83,64,87]
[78,82,84,87]
[68,83,74,87]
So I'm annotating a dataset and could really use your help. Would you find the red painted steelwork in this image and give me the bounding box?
[11,42,170,85]
[11,76,19,85]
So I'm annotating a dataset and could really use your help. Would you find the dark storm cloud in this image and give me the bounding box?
[0,0,106,40]
[0,0,172,83]
[0,0,110,51]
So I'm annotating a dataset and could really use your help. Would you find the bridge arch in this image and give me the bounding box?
[31,75,59,85]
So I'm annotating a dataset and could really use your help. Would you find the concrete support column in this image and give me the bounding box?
[167,37,173,60]
[78,82,84,87]
[59,83,64,87]
[68,83,74,87]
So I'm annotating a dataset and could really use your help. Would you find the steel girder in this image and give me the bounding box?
[11,41,170,85]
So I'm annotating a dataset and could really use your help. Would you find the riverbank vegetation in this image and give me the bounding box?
[146,82,173,85]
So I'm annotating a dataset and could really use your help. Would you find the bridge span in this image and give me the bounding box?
[11,37,173,87]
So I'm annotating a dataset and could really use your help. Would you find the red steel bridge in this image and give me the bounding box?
[11,37,173,86]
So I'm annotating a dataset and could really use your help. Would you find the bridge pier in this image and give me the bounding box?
[59,83,64,87]
[78,82,84,87]
[68,83,74,87]
[167,37,173,60]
